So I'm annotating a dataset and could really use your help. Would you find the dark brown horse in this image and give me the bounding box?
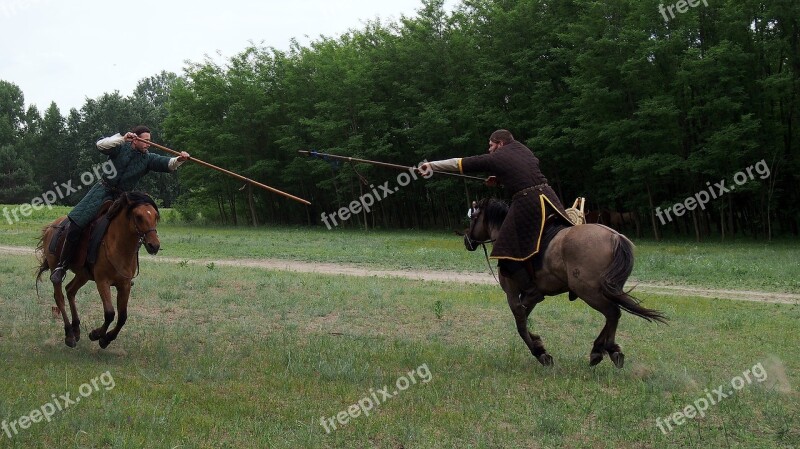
[465,198,666,368]
[36,192,161,348]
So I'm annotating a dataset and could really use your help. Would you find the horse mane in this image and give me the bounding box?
[106,192,160,221]
[477,198,508,228]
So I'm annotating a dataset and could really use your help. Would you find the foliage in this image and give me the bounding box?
[1,0,798,239]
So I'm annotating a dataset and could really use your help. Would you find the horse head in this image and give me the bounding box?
[464,198,508,252]
[108,192,161,255]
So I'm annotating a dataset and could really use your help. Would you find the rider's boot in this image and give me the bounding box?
[50,220,82,284]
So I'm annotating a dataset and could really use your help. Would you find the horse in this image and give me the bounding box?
[36,192,161,349]
[464,198,666,368]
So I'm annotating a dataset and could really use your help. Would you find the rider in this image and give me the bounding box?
[419,129,569,294]
[49,126,190,283]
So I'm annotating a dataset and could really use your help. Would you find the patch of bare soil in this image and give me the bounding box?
[3,245,797,305]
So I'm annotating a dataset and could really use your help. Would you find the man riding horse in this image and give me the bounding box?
[419,129,571,296]
[49,126,190,283]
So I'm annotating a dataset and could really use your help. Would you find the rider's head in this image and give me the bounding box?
[488,129,514,153]
[131,125,151,152]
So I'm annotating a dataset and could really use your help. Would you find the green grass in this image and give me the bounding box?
[0,253,798,448]
[2,204,799,293]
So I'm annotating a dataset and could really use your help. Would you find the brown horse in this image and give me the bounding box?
[464,198,666,368]
[36,192,161,348]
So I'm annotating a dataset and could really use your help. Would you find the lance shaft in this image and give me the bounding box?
[136,138,311,206]
[298,150,485,181]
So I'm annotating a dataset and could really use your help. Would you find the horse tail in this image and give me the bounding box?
[601,233,668,324]
[35,225,51,297]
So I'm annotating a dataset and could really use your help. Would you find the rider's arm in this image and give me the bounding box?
[96,133,125,156]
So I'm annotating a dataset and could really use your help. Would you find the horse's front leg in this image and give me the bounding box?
[502,276,551,366]
[100,282,130,348]
[89,280,115,347]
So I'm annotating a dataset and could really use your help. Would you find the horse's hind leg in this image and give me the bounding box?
[52,279,78,348]
[580,292,624,368]
[65,273,88,343]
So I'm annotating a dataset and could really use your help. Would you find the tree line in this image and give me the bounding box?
[1,0,797,240]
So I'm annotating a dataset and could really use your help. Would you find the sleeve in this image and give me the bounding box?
[427,158,461,172]
[146,153,173,173]
[459,153,497,174]
[167,157,186,171]
[96,133,124,157]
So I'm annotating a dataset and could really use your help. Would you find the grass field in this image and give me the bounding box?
[0,244,798,447]
[1,205,799,293]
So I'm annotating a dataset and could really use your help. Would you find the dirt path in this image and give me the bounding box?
[4,244,798,305]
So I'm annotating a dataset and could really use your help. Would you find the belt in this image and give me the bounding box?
[512,183,549,200]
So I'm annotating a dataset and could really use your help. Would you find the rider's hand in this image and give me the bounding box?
[177,151,190,162]
[485,176,497,187]
[124,132,137,142]
[417,162,433,177]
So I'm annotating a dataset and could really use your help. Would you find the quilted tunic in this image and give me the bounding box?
[68,140,172,227]
[459,141,570,260]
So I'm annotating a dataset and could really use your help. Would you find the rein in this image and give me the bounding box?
[466,211,500,286]
[481,242,500,285]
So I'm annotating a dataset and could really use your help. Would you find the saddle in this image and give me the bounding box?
[49,201,114,270]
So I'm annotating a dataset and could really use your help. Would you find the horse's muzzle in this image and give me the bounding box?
[145,242,160,255]
[464,235,478,252]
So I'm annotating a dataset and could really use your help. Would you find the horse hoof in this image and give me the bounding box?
[88,330,102,341]
[537,353,554,367]
[99,338,110,349]
[589,353,604,366]
[64,337,77,348]
[610,352,625,369]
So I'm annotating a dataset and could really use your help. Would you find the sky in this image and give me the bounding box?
[0,0,450,114]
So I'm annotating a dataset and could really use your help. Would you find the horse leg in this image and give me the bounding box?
[89,281,115,347]
[504,278,551,366]
[600,306,624,368]
[581,293,624,368]
[100,283,130,348]
[52,279,77,348]
[64,273,88,343]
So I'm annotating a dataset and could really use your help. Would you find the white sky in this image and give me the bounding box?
[0,0,450,114]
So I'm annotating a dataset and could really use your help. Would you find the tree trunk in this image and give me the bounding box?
[247,185,258,227]
[646,183,661,241]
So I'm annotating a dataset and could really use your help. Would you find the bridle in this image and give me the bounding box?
[133,217,158,243]
[466,210,500,285]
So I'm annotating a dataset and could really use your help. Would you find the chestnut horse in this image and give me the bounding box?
[465,198,666,368]
[36,192,161,348]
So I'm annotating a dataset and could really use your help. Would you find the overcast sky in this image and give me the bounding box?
[0,0,451,114]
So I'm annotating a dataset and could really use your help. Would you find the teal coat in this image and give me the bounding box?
[68,142,172,227]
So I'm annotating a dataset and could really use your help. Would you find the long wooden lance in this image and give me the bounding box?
[135,137,311,206]
[297,150,486,181]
